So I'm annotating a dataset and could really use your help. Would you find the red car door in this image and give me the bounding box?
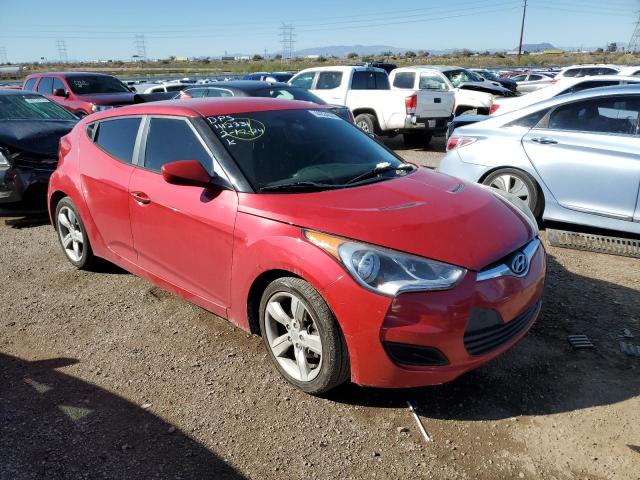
[128,116,238,313]
[80,117,142,263]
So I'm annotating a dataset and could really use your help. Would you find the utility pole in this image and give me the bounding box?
[134,34,147,61]
[56,40,68,63]
[628,11,640,52]
[0,46,7,64]
[517,0,528,64]
[279,24,295,61]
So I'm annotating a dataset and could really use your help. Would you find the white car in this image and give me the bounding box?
[491,75,640,115]
[509,72,555,93]
[289,66,454,144]
[141,83,191,94]
[617,66,640,76]
[555,64,620,81]
[389,66,505,116]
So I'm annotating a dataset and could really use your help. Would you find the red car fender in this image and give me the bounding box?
[227,212,350,333]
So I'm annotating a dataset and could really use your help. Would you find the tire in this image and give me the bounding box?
[482,168,544,219]
[403,132,432,147]
[54,197,97,269]
[259,277,350,395]
[354,113,377,134]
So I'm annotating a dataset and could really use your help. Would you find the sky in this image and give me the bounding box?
[0,0,637,62]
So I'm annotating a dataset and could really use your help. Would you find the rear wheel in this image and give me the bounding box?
[354,113,377,134]
[482,168,544,219]
[54,197,97,269]
[259,277,350,394]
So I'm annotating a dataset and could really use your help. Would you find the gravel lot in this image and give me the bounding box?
[1,140,639,480]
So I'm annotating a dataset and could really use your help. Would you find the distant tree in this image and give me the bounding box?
[460,49,473,57]
[381,50,393,56]
[417,50,429,57]
[494,52,506,58]
[481,50,490,56]
[606,42,618,53]
[252,54,264,61]
[594,47,604,54]
[274,54,283,60]
[346,52,359,59]
[404,50,417,58]
[318,55,327,62]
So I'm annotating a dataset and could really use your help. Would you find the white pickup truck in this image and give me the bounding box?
[389,66,514,116]
[289,66,454,145]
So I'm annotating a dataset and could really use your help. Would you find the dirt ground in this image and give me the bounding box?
[1,141,639,480]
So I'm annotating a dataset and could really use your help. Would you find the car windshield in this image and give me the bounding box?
[66,75,130,94]
[480,71,500,81]
[443,69,482,87]
[251,87,326,104]
[208,109,407,192]
[0,94,77,120]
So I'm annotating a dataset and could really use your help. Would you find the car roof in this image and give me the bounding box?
[559,64,620,72]
[27,72,115,77]
[0,88,36,96]
[187,80,294,91]
[295,65,385,74]
[88,97,318,120]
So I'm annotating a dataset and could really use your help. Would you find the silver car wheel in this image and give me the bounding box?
[489,174,531,203]
[264,292,323,383]
[57,206,84,263]
[357,121,371,132]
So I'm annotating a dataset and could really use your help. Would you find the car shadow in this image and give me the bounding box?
[326,254,640,421]
[0,353,247,480]
[382,134,447,153]
[0,207,50,229]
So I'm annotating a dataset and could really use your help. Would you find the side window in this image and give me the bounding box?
[351,71,379,89]
[290,72,316,89]
[511,75,526,82]
[598,68,618,75]
[144,118,212,173]
[632,70,640,76]
[563,80,618,95]
[316,71,343,90]
[393,72,415,89]
[52,78,66,95]
[36,77,53,95]
[94,117,142,163]
[419,74,448,90]
[563,69,579,78]
[528,74,543,81]
[505,108,549,128]
[23,78,36,91]
[374,72,389,89]
[206,89,233,97]
[547,97,640,135]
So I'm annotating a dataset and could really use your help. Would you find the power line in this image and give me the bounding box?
[279,24,295,61]
[0,46,7,63]
[56,40,68,63]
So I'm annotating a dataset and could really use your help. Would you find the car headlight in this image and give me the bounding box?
[91,105,115,112]
[484,186,539,234]
[303,230,466,296]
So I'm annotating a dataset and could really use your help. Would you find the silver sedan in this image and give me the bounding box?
[439,85,640,235]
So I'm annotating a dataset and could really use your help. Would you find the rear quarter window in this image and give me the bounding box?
[94,117,142,163]
[23,78,36,91]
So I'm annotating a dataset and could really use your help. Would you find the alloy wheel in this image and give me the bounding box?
[57,206,84,263]
[264,292,323,382]
[489,174,531,203]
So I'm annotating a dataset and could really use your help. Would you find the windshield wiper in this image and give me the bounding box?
[260,181,345,192]
[345,163,414,185]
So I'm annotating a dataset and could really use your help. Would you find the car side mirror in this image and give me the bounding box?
[161,160,213,187]
[53,88,68,97]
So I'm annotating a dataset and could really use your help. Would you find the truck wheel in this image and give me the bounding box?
[403,132,432,147]
[354,114,377,134]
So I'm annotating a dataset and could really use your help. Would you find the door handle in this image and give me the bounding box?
[130,191,151,205]
[530,137,558,145]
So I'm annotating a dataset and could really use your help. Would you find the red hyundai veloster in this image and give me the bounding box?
[48,98,545,394]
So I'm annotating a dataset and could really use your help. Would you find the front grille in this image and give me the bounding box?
[464,299,541,356]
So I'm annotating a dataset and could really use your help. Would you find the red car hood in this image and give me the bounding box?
[238,168,534,271]
[76,92,136,105]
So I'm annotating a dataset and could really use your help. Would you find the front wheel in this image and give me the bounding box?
[482,168,544,219]
[54,197,97,269]
[259,277,350,394]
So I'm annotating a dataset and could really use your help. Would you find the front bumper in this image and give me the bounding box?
[323,240,546,388]
[0,165,54,205]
